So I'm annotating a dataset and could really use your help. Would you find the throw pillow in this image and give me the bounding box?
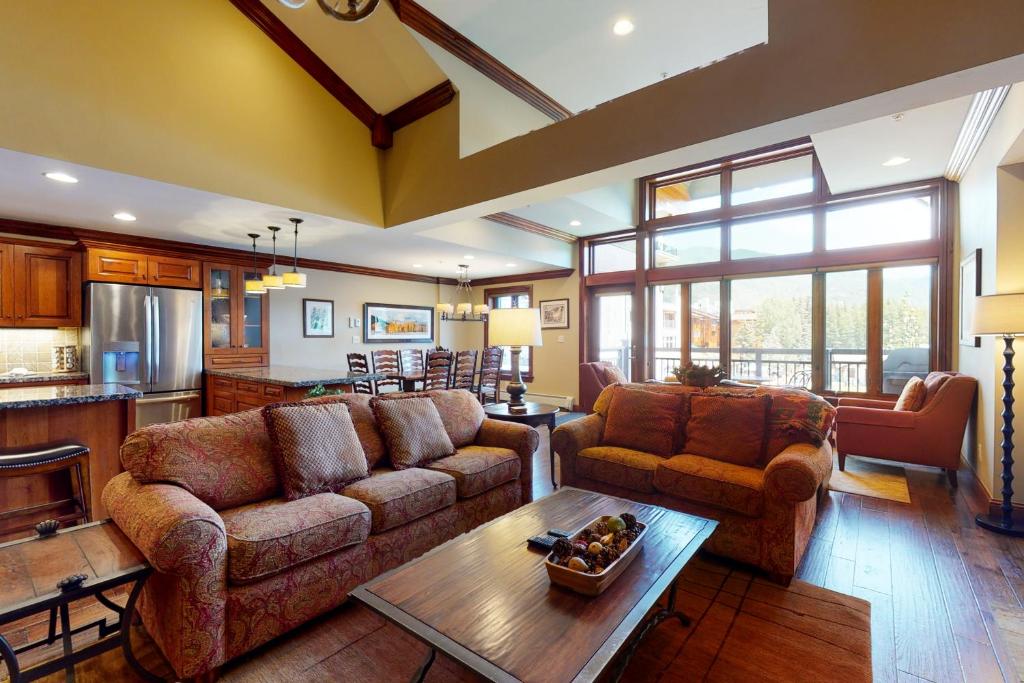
[602,364,629,385]
[262,401,369,500]
[894,376,927,411]
[602,386,685,456]
[685,392,772,467]
[371,396,456,469]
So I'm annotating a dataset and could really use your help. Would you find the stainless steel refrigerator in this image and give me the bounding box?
[83,283,202,428]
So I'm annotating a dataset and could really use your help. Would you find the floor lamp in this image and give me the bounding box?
[973,293,1024,536]
[487,307,543,410]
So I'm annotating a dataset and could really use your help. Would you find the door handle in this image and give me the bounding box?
[144,294,152,386]
[152,295,160,384]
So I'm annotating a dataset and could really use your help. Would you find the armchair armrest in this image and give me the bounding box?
[477,418,540,502]
[764,442,832,503]
[102,472,227,576]
[836,406,916,429]
[551,413,604,485]
[836,397,897,409]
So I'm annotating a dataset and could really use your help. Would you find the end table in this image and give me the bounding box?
[483,402,560,488]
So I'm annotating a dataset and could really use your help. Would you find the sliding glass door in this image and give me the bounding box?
[596,292,633,381]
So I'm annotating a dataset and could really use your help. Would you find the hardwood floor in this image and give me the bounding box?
[4,426,1024,682]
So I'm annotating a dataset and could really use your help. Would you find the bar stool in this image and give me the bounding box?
[0,444,90,536]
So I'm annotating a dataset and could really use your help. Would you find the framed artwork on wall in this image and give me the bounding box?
[959,248,982,348]
[303,298,335,338]
[363,303,434,343]
[539,298,570,329]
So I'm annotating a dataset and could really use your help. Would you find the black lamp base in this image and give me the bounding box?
[976,511,1024,537]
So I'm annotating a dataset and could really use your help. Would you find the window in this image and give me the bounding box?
[485,287,532,379]
[730,274,812,387]
[826,195,932,250]
[597,292,632,380]
[882,265,932,393]
[653,174,721,218]
[690,281,721,368]
[731,155,813,206]
[591,239,636,273]
[652,285,681,379]
[653,225,721,267]
[825,270,868,393]
[730,212,813,259]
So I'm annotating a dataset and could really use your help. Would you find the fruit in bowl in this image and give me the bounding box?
[549,513,643,575]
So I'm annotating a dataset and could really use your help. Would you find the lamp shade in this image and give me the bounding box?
[282,271,306,288]
[972,293,1024,335]
[488,308,543,347]
[436,303,453,315]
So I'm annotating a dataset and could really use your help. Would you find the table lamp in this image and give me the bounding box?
[488,308,543,408]
[972,292,1024,536]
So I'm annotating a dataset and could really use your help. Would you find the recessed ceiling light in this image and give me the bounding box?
[505,263,516,267]
[463,254,475,260]
[113,212,137,222]
[569,219,582,227]
[612,18,634,36]
[43,172,78,184]
[412,263,423,268]
[882,156,910,167]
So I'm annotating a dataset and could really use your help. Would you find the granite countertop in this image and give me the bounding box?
[206,366,387,388]
[0,371,89,384]
[0,384,142,410]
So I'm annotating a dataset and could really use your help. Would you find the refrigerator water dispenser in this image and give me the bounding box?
[101,341,140,384]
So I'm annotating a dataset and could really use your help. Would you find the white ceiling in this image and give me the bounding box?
[812,95,973,194]
[417,0,768,114]
[506,182,636,237]
[0,147,562,279]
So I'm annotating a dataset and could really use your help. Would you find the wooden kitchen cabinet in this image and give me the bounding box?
[85,247,201,289]
[13,244,82,327]
[0,242,16,326]
[203,262,269,368]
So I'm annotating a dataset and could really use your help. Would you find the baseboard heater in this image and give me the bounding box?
[498,390,575,410]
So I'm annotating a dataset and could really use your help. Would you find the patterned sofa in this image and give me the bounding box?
[552,382,834,584]
[102,389,538,681]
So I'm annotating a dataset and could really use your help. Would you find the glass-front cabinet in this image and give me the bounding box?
[203,262,269,367]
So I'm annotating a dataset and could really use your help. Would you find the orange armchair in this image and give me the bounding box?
[835,372,977,487]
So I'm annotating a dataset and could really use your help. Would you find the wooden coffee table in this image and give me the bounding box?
[350,487,717,683]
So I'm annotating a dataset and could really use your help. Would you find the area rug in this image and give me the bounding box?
[19,556,871,683]
[829,454,911,504]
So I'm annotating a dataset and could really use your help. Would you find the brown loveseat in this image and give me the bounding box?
[102,389,538,681]
[552,382,834,583]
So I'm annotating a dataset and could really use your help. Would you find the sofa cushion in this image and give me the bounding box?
[371,396,456,469]
[592,382,701,418]
[602,364,629,385]
[304,393,388,468]
[120,408,278,511]
[221,493,370,585]
[426,389,486,448]
[342,468,456,533]
[895,376,927,411]
[654,455,765,517]
[686,393,771,467]
[923,372,952,406]
[602,385,685,456]
[263,401,368,500]
[752,386,837,459]
[426,446,521,498]
[576,446,664,493]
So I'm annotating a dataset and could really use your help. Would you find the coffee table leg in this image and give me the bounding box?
[410,647,435,683]
[121,576,164,683]
[611,580,690,683]
[548,415,558,489]
[58,603,75,683]
[0,633,20,682]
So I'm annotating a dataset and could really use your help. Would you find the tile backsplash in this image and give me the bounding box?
[0,328,81,373]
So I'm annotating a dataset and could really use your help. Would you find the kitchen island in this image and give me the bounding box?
[0,383,140,540]
[205,365,385,415]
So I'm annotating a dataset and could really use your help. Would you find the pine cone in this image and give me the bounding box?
[592,521,609,536]
[552,538,573,558]
[620,513,637,530]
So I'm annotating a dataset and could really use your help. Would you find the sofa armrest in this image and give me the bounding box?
[836,397,897,409]
[836,406,916,429]
[763,442,832,503]
[476,418,540,502]
[102,472,227,576]
[551,413,604,485]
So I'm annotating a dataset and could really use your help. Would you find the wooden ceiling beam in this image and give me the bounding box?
[388,0,572,122]
[483,212,577,244]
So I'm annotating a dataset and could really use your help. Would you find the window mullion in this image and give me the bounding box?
[812,272,825,393]
[866,269,883,395]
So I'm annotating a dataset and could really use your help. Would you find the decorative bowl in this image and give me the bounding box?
[545,515,648,596]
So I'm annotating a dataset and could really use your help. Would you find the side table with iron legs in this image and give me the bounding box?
[483,402,560,489]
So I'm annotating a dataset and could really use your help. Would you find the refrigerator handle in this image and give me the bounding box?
[143,294,152,386]
[152,294,160,384]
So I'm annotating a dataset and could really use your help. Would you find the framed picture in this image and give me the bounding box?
[302,298,335,338]
[363,303,434,343]
[959,248,982,347]
[539,298,570,329]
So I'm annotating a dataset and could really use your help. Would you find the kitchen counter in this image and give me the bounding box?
[0,383,142,410]
[0,371,89,385]
[206,365,386,388]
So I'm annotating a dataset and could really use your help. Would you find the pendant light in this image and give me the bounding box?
[282,217,307,288]
[261,226,285,290]
[244,234,267,294]
[436,265,488,322]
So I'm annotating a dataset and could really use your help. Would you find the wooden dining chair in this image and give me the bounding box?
[400,348,424,378]
[451,350,478,391]
[371,349,401,393]
[345,353,374,395]
[477,346,503,404]
[424,351,454,391]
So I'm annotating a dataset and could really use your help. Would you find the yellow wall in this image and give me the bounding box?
[0,1,381,225]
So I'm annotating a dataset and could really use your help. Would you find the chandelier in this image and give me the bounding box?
[436,265,489,322]
[277,0,381,22]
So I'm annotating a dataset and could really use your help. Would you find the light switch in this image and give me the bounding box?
[557,335,565,343]
[352,335,360,343]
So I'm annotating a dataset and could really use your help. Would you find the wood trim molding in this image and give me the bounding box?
[483,213,577,244]
[0,217,458,285]
[388,0,572,122]
[229,0,454,149]
[473,268,575,286]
